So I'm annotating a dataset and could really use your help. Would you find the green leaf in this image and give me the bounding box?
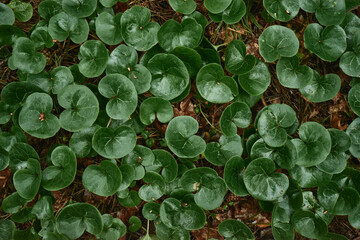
[218,219,255,240]
[155,222,190,240]
[170,47,202,78]
[0,25,26,46]
[96,214,126,239]
[92,126,137,159]
[340,12,360,50]
[69,125,100,158]
[346,118,360,158]
[148,53,190,100]
[48,12,89,44]
[83,160,122,197]
[99,0,117,7]
[0,219,15,240]
[318,182,360,215]
[9,142,39,172]
[183,11,208,31]
[19,92,60,139]
[120,6,160,51]
[56,203,103,239]
[290,165,332,188]
[158,18,202,52]
[276,55,313,89]
[180,167,226,210]
[159,197,206,230]
[295,122,331,167]
[258,25,299,62]
[204,134,243,166]
[0,3,15,25]
[224,156,248,196]
[263,0,299,22]
[78,40,109,78]
[13,158,41,200]
[42,146,77,191]
[244,157,289,201]
[58,84,99,132]
[225,39,256,75]
[38,0,62,20]
[1,81,43,106]
[340,51,360,78]
[152,149,178,183]
[169,0,196,14]
[220,102,251,137]
[128,216,141,232]
[204,0,232,14]
[348,82,360,117]
[142,202,160,220]
[237,59,271,96]
[12,37,46,74]
[95,12,123,45]
[304,23,346,62]
[62,0,97,18]
[291,210,328,239]
[139,172,166,201]
[1,192,28,214]
[31,195,53,220]
[9,0,33,22]
[165,116,206,158]
[196,63,238,103]
[30,26,54,50]
[0,147,9,171]
[49,66,74,94]
[98,74,138,120]
[221,0,246,24]
[140,97,173,125]
[349,207,360,229]
[123,145,155,180]
[118,190,141,207]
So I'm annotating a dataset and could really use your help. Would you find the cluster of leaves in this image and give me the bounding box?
[0,0,360,239]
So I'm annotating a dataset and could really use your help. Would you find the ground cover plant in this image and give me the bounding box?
[0,0,360,239]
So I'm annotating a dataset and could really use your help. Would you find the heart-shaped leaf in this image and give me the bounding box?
[263,0,299,22]
[142,202,160,220]
[0,3,15,25]
[82,160,122,196]
[180,167,226,210]
[42,146,77,191]
[9,142,39,172]
[291,210,328,239]
[299,71,341,103]
[30,26,54,50]
[69,125,100,158]
[196,63,238,103]
[258,25,299,62]
[170,46,202,78]
[290,165,332,188]
[165,116,206,158]
[346,118,360,158]
[224,156,248,196]
[150,149,178,183]
[49,66,74,94]
[78,40,109,78]
[120,6,160,51]
[204,0,232,14]
[140,97,173,125]
[304,23,346,62]
[9,0,33,22]
[13,158,41,200]
[118,190,141,207]
[155,222,190,240]
[340,51,360,78]
[237,59,271,96]
[220,101,252,137]
[148,53,189,100]
[340,12,360,50]
[1,81,43,107]
[38,0,62,20]
[225,39,256,75]
[0,219,15,240]
[349,83,360,118]
[139,171,166,201]
[96,214,126,239]
[219,0,247,24]
[218,219,255,240]
[169,0,196,14]
[48,12,89,44]
[62,0,97,18]
[123,145,155,180]
[58,84,99,132]
[98,74,138,120]
[92,126,137,159]
[276,55,313,89]
[95,12,123,45]
[128,216,141,232]
[158,18,202,52]
[294,122,331,167]
[300,192,334,226]
[1,192,28,214]
[56,203,103,239]
[349,207,360,229]
[257,104,297,147]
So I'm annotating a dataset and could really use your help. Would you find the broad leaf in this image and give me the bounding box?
[13,158,41,200]
[225,39,256,75]
[9,0,33,22]
[0,3,15,25]
[220,101,252,137]
[346,118,360,158]
[0,219,15,240]
[62,0,97,18]
[38,0,62,19]
[151,149,178,183]
[223,156,248,196]
[263,0,299,22]
[9,142,39,172]
[95,12,123,45]
[170,46,202,78]
[78,40,109,78]
[140,97,173,125]
[204,0,232,14]
[139,172,166,201]
[123,145,155,180]
[168,0,196,14]
[218,219,255,240]
[291,210,328,239]
[290,165,332,188]
[69,125,100,158]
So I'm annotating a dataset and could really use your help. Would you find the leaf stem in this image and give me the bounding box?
[198,103,222,133]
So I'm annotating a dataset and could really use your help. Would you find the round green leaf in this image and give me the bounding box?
[123,145,155,180]
[311,0,346,26]
[0,148,9,171]
[142,202,160,220]
[0,219,15,240]
[291,210,328,239]
[204,0,232,14]
[340,51,360,78]
[295,122,331,167]
[237,59,270,96]
[221,0,246,24]
[155,222,190,240]
[99,0,117,7]
[96,214,126,239]
[0,3,15,25]
[30,26,54,50]
[13,158,41,200]
[258,25,299,62]
[218,219,254,240]
[225,39,256,75]
[48,12,89,44]
[38,0,62,20]
[42,146,77,191]
[9,142,39,172]
[346,118,360,158]
[56,203,103,239]
[0,25,26,46]
[183,11,208,31]
[139,172,166,201]
[289,165,332,188]
[349,82,360,117]
[349,207,360,229]
[58,84,99,132]
[128,216,141,233]
[180,167,226,210]
[196,63,238,103]
[276,55,313,89]
[118,190,141,207]
[83,160,122,197]
[148,53,189,100]
[62,0,97,18]
[169,0,196,14]
[224,156,248,196]
[165,116,206,158]
[92,126,137,159]
[152,149,178,183]
[304,23,346,62]
[140,97,173,125]
[263,0,299,22]
[1,81,43,107]
[95,12,123,45]
[220,102,251,137]
[340,12,360,50]
[98,74,138,120]
[9,0,33,22]
[271,201,295,240]
[78,40,109,78]
[69,125,100,158]
[120,6,160,51]
[170,46,202,78]
[19,92,60,139]
[1,192,28,214]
